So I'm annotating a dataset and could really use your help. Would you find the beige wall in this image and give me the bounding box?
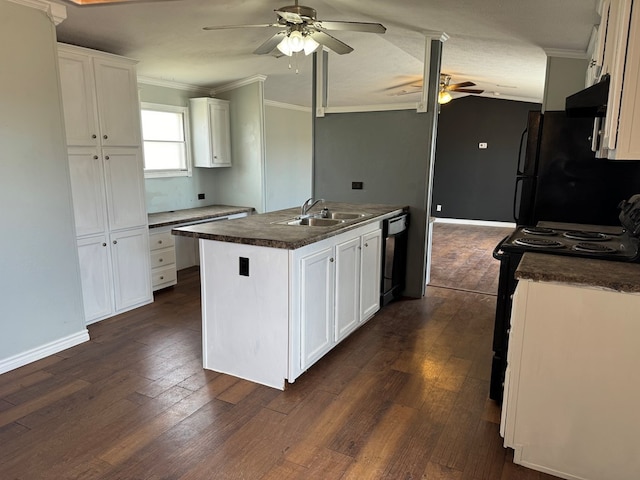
[543,56,590,111]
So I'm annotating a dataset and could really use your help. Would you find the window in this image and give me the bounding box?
[140,102,192,178]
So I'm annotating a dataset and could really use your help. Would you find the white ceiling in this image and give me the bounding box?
[55,0,600,108]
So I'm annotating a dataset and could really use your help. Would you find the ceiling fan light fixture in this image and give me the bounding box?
[277,36,294,56]
[303,35,319,55]
[288,30,305,52]
[438,90,452,104]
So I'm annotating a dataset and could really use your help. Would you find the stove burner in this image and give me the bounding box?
[522,227,557,235]
[563,230,609,241]
[514,237,564,248]
[572,242,617,254]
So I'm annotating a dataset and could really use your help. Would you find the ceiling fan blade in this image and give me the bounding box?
[309,31,353,55]
[203,23,280,31]
[253,31,288,55]
[448,81,476,90]
[314,20,386,34]
[453,88,484,94]
[276,10,304,24]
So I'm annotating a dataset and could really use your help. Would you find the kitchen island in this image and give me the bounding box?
[173,202,407,389]
[501,253,640,480]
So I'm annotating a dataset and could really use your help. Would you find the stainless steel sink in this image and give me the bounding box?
[328,212,368,220]
[284,217,344,226]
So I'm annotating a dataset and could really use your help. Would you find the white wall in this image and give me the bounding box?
[264,102,312,212]
[0,1,88,372]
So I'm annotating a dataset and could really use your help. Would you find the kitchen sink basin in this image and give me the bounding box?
[328,212,368,220]
[284,217,344,226]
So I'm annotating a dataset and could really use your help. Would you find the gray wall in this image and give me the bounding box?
[264,103,312,212]
[314,110,432,297]
[431,96,541,222]
[0,1,86,368]
[139,83,220,213]
[215,82,267,213]
[543,56,590,111]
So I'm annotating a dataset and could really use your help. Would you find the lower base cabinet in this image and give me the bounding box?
[78,227,152,324]
[199,220,383,389]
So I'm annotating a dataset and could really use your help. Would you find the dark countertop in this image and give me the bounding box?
[148,205,254,228]
[516,253,640,293]
[172,202,408,250]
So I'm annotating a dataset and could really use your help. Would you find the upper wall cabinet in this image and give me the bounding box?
[57,44,141,148]
[596,0,640,160]
[189,97,232,168]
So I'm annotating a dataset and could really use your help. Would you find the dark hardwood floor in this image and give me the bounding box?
[0,223,560,479]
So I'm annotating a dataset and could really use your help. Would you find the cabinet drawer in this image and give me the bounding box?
[150,247,176,269]
[152,264,177,289]
[149,230,175,251]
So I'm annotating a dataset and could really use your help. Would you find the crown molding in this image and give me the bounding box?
[324,103,418,114]
[8,0,66,25]
[264,100,312,113]
[544,48,589,59]
[212,75,268,95]
[423,30,449,42]
[137,76,211,95]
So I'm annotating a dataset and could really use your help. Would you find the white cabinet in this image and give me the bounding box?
[501,279,640,480]
[294,224,382,374]
[300,246,335,367]
[594,0,640,160]
[360,229,382,321]
[148,228,177,291]
[189,97,232,167]
[58,44,152,324]
[77,235,113,323]
[58,44,141,147]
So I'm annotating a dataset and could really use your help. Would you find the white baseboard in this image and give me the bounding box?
[0,329,90,375]
[433,217,516,228]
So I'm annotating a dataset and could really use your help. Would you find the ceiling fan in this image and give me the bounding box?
[202,1,386,57]
[438,74,484,104]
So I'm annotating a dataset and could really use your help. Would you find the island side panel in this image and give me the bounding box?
[199,239,289,390]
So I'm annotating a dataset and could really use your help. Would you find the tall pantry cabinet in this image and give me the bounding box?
[57,43,152,324]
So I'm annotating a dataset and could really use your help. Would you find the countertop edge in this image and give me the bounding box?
[148,206,254,228]
[515,252,640,293]
[172,205,408,250]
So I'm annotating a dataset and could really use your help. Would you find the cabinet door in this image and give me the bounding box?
[68,147,107,237]
[360,229,382,322]
[93,58,141,147]
[110,228,152,312]
[58,50,100,147]
[335,237,361,342]
[102,147,147,231]
[209,101,232,167]
[300,246,335,370]
[77,235,113,323]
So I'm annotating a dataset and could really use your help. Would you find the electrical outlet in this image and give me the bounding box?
[436,204,442,212]
[479,142,488,149]
[198,193,205,200]
[352,181,363,190]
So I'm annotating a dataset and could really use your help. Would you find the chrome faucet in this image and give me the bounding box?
[301,197,324,216]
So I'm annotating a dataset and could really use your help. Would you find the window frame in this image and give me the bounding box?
[140,102,192,178]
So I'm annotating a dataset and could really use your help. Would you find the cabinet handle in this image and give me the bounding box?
[159,258,163,262]
[103,135,108,140]
[102,242,107,247]
[330,258,334,262]
[214,156,218,159]
[105,155,110,160]
[93,155,99,160]
[113,240,117,245]
[160,276,164,280]
[364,243,369,247]
[91,134,97,139]
[158,240,163,244]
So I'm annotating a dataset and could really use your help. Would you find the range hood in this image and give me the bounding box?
[565,74,610,117]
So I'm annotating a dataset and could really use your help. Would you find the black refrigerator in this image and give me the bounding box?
[514,110,640,226]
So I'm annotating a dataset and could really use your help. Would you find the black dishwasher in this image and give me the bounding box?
[381,214,408,306]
